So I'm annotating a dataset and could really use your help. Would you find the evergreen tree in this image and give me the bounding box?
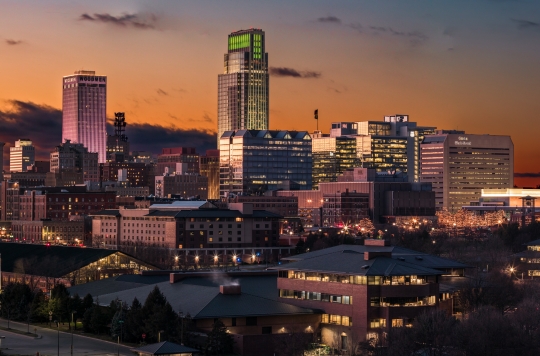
[204,319,233,355]
[124,297,145,343]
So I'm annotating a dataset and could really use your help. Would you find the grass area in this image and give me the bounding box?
[34,321,139,347]
[0,324,38,338]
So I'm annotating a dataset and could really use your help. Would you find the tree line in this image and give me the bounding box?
[0,283,234,355]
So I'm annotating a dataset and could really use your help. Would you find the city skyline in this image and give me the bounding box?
[1,1,540,186]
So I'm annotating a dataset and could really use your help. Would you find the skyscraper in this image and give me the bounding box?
[9,139,35,172]
[62,70,107,163]
[217,29,269,143]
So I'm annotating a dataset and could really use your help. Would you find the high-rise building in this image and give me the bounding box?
[217,29,269,144]
[219,130,312,197]
[9,139,35,172]
[420,132,514,211]
[62,70,107,163]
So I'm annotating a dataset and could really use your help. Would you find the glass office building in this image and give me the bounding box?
[217,29,269,144]
[62,70,107,163]
[219,130,312,197]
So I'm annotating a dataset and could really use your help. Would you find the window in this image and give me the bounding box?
[370,319,386,328]
[262,326,272,334]
[392,319,403,327]
[231,317,236,327]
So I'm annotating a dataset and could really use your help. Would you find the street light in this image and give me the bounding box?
[55,320,60,356]
[71,311,77,356]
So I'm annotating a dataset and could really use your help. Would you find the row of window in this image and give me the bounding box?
[321,314,352,326]
[279,289,352,304]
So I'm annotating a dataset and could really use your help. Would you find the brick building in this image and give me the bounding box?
[274,240,468,350]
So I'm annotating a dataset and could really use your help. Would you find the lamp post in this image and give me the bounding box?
[179,312,184,345]
[55,320,59,356]
[158,329,164,343]
[117,320,124,356]
[71,311,77,356]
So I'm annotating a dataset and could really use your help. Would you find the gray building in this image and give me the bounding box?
[219,130,312,197]
[217,29,269,144]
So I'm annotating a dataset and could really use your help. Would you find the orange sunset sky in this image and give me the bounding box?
[1,1,540,186]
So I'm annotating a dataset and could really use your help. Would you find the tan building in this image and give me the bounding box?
[420,133,514,211]
[11,220,84,244]
[50,140,99,183]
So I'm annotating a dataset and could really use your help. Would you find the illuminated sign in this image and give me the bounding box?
[454,136,471,145]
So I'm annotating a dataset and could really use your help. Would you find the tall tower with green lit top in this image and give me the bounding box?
[218,29,269,144]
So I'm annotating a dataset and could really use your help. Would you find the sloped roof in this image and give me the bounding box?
[149,201,215,210]
[132,341,200,355]
[68,274,169,297]
[274,250,442,276]
[0,243,117,278]
[87,274,318,319]
[279,244,469,273]
[196,292,318,318]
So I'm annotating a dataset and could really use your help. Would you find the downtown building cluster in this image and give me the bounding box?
[0,27,532,355]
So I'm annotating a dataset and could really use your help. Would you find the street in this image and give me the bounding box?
[0,319,134,356]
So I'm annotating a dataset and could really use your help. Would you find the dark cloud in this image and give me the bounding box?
[156,89,168,96]
[0,100,216,171]
[318,16,342,24]
[79,12,157,30]
[269,67,321,79]
[6,39,23,45]
[369,26,428,45]
[512,19,540,30]
[515,172,540,178]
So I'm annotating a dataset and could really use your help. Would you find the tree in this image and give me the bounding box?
[413,310,457,356]
[204,319,233,355]
[49,283,70,323]
[124,297,145,343]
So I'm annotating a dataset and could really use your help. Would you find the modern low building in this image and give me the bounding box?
[514,239,540,278]
[69,271,319,356]
[420,133,514,211]
[273,240,468,349]
[0,243,155,292]
[220,130,312,197]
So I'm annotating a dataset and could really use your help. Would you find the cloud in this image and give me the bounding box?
[0,100,217,171]
[369,26,428,45]
[79,12,157,30]
[156,89,168,96]
[269,67,321,79]
[317,16,341,24]
[5,39,23,45]
[515,172,540,178]
[512,19,540,30]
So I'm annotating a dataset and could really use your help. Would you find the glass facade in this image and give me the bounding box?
[219,130,312,196]
[218,29,269,144]
[62,71,107,163]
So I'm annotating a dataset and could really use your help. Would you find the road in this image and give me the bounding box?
[0,319,134,356]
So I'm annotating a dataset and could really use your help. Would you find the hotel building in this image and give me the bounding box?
[420,133,513,211]
[217,29,269,144]
[62,70,107,163]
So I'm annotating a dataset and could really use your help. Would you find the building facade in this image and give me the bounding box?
[220,130,312,196]
[9,139,35,172]
[91,203,282,250]
[50,140,99,183]
[156,147,199,176]
[275,241,467,349]
[420,133,514,211]
[217,29,269,143]
[154,174,208,200]
[200,149,220,200]
[62,70,107,163]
